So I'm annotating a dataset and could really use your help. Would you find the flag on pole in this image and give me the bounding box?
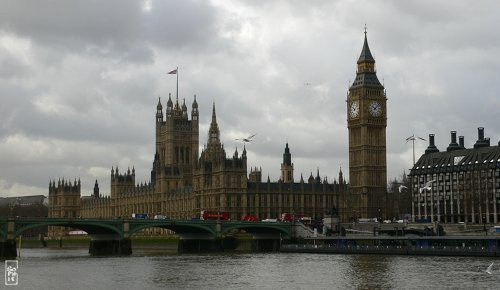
[168,69,177,74]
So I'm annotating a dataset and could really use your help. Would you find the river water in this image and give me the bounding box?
[7,248,500,289]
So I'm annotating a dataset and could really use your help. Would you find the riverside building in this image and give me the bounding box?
[410,128,500,224]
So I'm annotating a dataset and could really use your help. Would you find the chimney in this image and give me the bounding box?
[474,127,490,148]
[425,134,440,154]
[447,131,460,151]
[459,136,465,149]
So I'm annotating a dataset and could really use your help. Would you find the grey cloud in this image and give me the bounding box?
[0,0,221,62]
[2,1,500,196]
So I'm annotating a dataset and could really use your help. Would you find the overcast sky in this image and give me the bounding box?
[1,0,499,198]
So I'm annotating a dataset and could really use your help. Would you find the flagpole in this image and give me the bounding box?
[176,67,179,100]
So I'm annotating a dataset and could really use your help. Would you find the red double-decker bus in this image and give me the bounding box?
[200,210,230,221]
[241,215,258,221]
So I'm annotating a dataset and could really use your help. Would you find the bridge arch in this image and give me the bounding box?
[14,219,123,238]
[221,222,292,238]
[128,221,217,239]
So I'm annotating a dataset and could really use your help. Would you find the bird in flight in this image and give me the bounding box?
[486,262,494,274]
[419,180,436,193]
[235,134,257,143]
[398,185,408,193]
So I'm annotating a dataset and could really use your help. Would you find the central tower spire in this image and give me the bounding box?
[281,143,294,183]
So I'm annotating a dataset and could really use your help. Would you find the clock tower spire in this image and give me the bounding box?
[346,29,387,221]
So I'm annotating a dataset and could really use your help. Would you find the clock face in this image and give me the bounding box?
[368,101,382,117]
[349,101,359,118]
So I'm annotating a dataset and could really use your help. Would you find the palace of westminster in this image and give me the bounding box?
[48,32,500,233]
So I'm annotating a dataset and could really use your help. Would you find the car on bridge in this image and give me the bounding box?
[132,213,148,219]
[154,215,169,220]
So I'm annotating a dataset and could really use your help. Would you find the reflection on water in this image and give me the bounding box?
[348,255,391,289]
[10,248,500,290]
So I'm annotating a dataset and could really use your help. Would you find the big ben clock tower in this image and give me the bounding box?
[347,30,387,220]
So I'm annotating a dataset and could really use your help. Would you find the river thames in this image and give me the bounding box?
[7,248,500,289]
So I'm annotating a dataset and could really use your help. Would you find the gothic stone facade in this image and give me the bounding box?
[49,96,347,236]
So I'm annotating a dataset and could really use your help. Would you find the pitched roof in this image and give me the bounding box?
[410,145,500,175]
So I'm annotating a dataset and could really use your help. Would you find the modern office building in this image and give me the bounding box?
[410,128,500,224]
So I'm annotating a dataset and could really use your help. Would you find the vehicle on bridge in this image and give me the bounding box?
[241,215,258,221]
[200,210,230,221]
[153,215,169,220]
[281,213,294,222]
[132,213,148,219]
[299,217,312,225]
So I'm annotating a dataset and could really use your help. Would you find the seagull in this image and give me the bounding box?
[398,185,408,193]
[419,180,436,193]
[486,262,494,274]
[235,134,257,143]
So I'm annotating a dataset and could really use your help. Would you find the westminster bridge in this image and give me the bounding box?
[0,217,294,258]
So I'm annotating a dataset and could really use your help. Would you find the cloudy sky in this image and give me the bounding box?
[1,0,499,197]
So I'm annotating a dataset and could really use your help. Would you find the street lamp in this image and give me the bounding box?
[406,135,426,167]
[406,135,425,223]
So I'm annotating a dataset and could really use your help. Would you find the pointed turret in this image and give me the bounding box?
[174,95,181,114]
[166,93,173,117]
[182,98,188,117]
[338,166,344,184]
[191,94,199,121]
[208,103,220,146]
[156,97,163,124]
[93,180,100,198]
[308,172,314,184]
[157,96,163,110]
[242,145,247,168]
[283,143,292,166]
